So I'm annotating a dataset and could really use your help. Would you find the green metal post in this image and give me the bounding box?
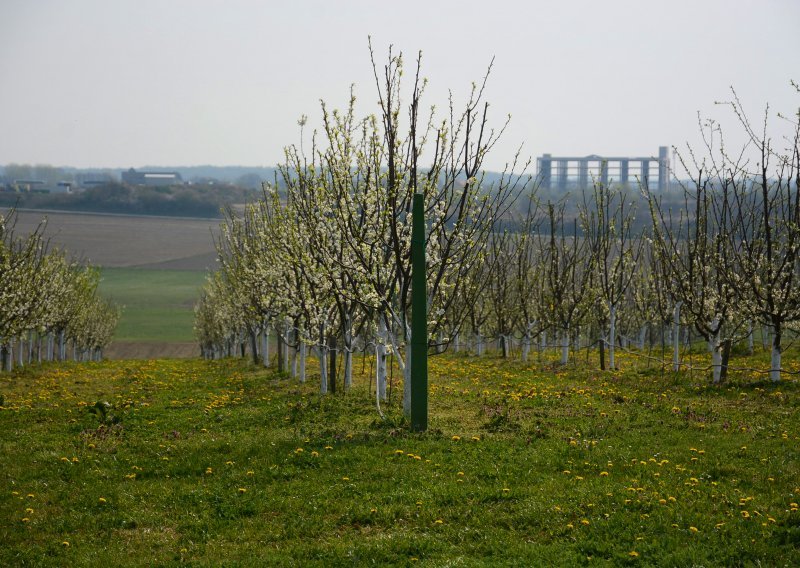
[410,192,428,432]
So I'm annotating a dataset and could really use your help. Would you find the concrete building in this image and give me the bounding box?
[122,168,183,186]
[537,146,670,191]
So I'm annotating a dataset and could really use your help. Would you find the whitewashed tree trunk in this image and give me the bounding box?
[608,302,617,370]
[291,329,298,379]
[58,330,66,361]
[770,342,781,383]
[770,324,781,383]
[376,317,387,401]
[638,325,647,350]
[761,325,769,350]
[453,331,460,353]
[672,303,682,372]
[5,342,13,372]
[476,329,484,357]
[261,327,270,367]
[540,330,547,353]
[708,321,722,383]
[299,333,306,383]
[746,321,754,355]
[522,322,532,363]
[560,331,569,365]
[17,336,24,367]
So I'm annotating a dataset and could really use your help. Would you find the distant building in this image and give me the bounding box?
[76,171,115,188]
[537,146,670,192]
[122,168,183,186]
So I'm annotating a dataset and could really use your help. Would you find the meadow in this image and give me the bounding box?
[1,349,798,566]
[98,268,206,344]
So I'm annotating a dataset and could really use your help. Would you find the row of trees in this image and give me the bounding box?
[195,47,800,398]
[0,209,120,370]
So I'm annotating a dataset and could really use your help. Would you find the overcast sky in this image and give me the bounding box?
[1,0,797,173]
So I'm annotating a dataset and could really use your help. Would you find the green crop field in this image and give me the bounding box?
[98,268,207,343]
[1,351,798,566]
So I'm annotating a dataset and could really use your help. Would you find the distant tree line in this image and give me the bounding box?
[0,182,254,218]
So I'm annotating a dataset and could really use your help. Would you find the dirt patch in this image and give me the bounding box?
[104,342,199,360]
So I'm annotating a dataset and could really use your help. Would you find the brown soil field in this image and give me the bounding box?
[9,209,220,270]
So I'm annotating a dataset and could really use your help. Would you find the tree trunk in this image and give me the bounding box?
[672,303,682,372]
[522,323,531,363]
[560,331,569,365]
[328,334,337,394]
[249,331,259,365]
[501,334,509,358]
[318,329,328,395]
[344,316,352,390]
[709,324,722,384]
[608,303,617,370]
[277,326,285,373]
[299,333,306,383]
[771,325,782,383]
[291,328,298,379]
[638,325,647,351]
[453,331,460,353]
[261,327,270,367]
[376,317,387,401]
[599,332,606,371]
[403,340,412,417]
[719,339,732,383]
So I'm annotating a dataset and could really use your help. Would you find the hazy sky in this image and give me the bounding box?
[1,0,798,173]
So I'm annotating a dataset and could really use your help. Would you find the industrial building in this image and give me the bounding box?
[537,146,670,192]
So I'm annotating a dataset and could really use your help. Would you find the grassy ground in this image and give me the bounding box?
[98,268,206,343]
[1,350,798,566]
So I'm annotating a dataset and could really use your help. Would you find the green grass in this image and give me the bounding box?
[1,351,798,566]
[98,268,206,342]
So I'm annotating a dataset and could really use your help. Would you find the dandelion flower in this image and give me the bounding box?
[581,519,590,525]
[61,541,70,547]
[451,435,461,441]
[238,488,247,494]
[629,551,639,557]
[689,526,699,533]
[98,497,107,504]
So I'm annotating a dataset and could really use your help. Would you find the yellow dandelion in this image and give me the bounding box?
[600,471,609,477]
[61,541,70,547]
[238,487,247,494]
[451,435,461,441]
[434,519,443,525]
[25,508,33,514]
[629,551,639,557]
[689,526,699,533]
[98,497,107,504]
[581,519,590,525]
[246,470,255,476]
[394,449,405,455]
